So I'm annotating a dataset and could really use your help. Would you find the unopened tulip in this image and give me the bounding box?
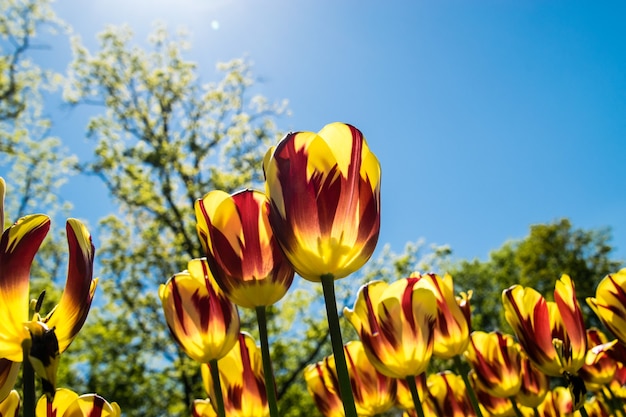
[305,341,396,416]
[195,189,294,308]
[515,351,549,408]
[159,258,240,363]
[579,329,618,392]
[587,269,626,346]
[263,122,381,281]
[465,331,522,398]
[202,333,268,417]
[344,278,438,379]
[427,371,476,417]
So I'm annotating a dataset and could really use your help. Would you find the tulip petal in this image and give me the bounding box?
[0,390,19,417]
[554,274,587,373]
[159,259,239,363]
[0,360,20,403]
[64,393,122,417]
[587,269,626,345]
[44,219,97,353]
[36,388,79,417]
[192,399,218,417]
[0,214,50,361]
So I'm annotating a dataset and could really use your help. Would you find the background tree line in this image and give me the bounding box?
[1,1,622,416]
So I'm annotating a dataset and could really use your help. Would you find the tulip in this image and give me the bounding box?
[427,371,476,417]
[303,356,344,417]
[264,122,381,417]
[587,269,626,346]
[0,177,97,403]
[159,258,240,363]
[195,189,294,309]
[515,351,549,408]
[35,388,121,417]
[345,278,437,417]
[465,331,522,398]
[502,275,587,409]
[0,390,19,417]
[201,333,268,417]
[472,383,515,417]
[344,278,437,379]
[305,341,396,417]
[396,374,428,411]
[409,273,470,359]
[262,122,381,282]
[579,329,618,392]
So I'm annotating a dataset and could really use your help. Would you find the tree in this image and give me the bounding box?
[450,219,622,332]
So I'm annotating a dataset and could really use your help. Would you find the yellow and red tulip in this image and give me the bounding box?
[395,373,428,411]
[201,333,268,417]
[263,122,381,281]
[344,278,438,379]
[410,272,471,359]
[159,258,240,363]
[578,329,618,392]
[0,178,97,398]
[35,388,120,417]
[502,275,587,377]
[587,269,626,346]
[304,356,343,417]
[465,331,522,398]
[514,351,549,408]
[471,382,515,417]
[304,340,396,417]
[0,390,19,417]
[427,371,476,417]
[0,360,20,403]
[195,189,295,308]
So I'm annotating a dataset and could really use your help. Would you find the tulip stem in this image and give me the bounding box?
[508,397,524,417]
[578,405,590,417]
[453,355,484,417]
[256,306,280,417]
[406,376,426,417]
[23,352,36,417]
[321,274,358,417]
[209,359,226,417]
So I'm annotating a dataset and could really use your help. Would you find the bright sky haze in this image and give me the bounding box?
[41,0,626,265]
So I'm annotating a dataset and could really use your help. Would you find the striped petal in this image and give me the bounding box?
[192,399,218,417]
[36,388,78,417]
[195,189,294,308]
[263,122,381,281]
[304,357,343,417]
[159,258,240,363]
[44,219,97,353]
[0,360,19,403]
[202,333,268,417]
[553,274,587,373]
[502,285,561,376]
[0,214,50,361]
[587,268,626,346]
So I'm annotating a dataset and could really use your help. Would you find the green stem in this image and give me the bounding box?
[509,397,524,417]
[453,355,484,417]
[533,408,540,417]
[578,404,589,417]
[256,306,280,417]
[209,359,226,417]
[405,376,426,417]
[320,274,358,417]
[23,352,35,417]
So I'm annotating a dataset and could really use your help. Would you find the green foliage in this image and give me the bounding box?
[451,218,622,332]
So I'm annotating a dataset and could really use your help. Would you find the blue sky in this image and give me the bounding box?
[41,0,626,265]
